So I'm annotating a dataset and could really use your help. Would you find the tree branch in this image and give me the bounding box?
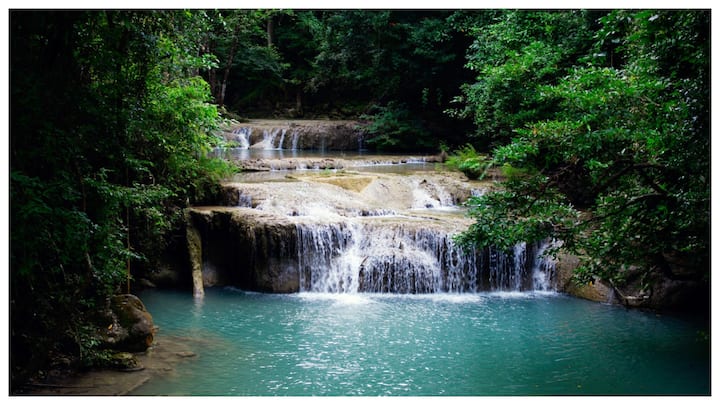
[581,192,665,225]
[592,160,668,195]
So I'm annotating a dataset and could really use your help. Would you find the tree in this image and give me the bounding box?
[456,10,709,305]
[196,10,280,109]
[447,10,601,149]
[10,10,231,388]
[206,10,474,149]
[299,10,472,150]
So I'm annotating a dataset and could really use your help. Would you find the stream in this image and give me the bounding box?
[133,123,709,395]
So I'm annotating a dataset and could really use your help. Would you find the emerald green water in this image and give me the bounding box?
[132,288,709,396]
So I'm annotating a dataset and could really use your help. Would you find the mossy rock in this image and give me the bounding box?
[110,352,144,371]
[104,295,156,353]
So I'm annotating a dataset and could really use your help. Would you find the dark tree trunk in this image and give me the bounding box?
[267,16,274,47]
[218,24,241,107]
[295,89,303,116]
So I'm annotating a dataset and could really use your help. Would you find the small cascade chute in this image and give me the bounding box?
[236,190,252,207]
[276,128,287,150]
[512,242,528,291]
[231,127,251,149]
[530,240,557,291]
[411,179,456,209]
[251,128,283,150]
[290,130,300,150]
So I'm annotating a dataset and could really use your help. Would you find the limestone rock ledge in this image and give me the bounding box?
[555,251,708,311]
[186,207,300,293]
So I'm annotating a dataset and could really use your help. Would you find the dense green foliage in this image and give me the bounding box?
[446,10,601,148]
[10,10,232,388]
[444,144,492,180]
[455,10,709,298]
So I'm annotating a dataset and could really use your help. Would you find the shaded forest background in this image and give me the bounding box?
[9,9,709,391]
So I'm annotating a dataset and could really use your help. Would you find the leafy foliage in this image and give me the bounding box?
[10,10,232,388]
[9,8,710,390]
[447,10,599,147]
[205,10,475,149]
[444,144,492,180]
[360,102,434,151]
[457,10,709,292]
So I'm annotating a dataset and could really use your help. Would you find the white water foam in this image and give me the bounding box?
[231,127,251,149]
[296,291,376,305]
[293,216,557,295]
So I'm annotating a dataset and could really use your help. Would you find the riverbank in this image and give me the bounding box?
[16,333,199,396]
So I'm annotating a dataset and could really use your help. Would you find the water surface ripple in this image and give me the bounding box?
[133,288,709,396]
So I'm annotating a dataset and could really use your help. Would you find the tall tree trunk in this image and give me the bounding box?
[205,40,219,101]
[296,89,303,116]
[209,68,218,101]
[267,16,274,47]
[219,24,241,107]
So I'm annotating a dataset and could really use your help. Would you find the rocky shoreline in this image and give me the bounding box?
[16,333,199,396]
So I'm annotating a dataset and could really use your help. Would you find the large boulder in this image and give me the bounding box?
[555,252,614,303]
[100,294,156,353]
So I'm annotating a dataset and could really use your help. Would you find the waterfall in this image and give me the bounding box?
[276,129,287,149]
[253,128,283,149]
[232,127,251,149]
[511,242,528,291]
[290,130,300,150]
[530,240,557,291]
[192,165,557,296]
[296,222,353,292]
[294,220,556,294]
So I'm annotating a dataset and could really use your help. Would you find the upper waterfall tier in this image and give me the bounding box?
[220,119,365,151]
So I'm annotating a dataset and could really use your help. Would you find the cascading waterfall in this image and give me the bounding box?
[194,165,558,296]
[294,219,555,294]
[231,127,251,149]
[296,222,354,292]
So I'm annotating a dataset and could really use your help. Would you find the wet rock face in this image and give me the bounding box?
[614,270,710,312]
[110,352,143,371]
[187,208,300,293]
[554,251,709,311]
[101,294,156,353]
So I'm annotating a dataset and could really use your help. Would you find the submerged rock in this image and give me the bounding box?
[110,352,144,371]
